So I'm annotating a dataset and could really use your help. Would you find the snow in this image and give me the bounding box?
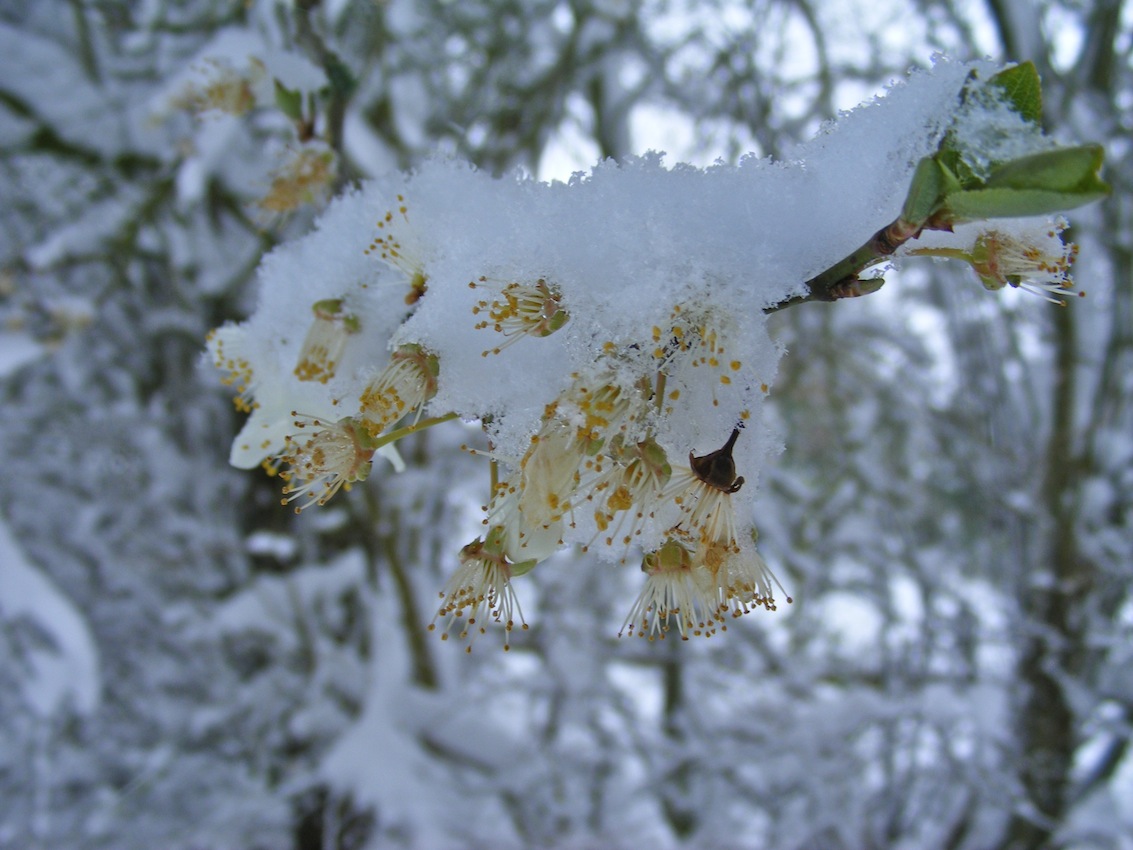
[950,88,1055,179]
[0,518,100,717]
[3,0,1122,841]
[0,23,125,157]
[0,330,45,378]
[319,589,526,849]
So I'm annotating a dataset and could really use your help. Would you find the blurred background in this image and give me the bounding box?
[0,1,1130,848]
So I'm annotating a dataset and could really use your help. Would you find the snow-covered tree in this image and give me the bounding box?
[1,2,1128,850]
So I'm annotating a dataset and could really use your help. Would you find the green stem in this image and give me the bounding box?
[905,246,971,261]
[373,411,460,450]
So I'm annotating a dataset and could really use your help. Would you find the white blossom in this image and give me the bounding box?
[428,527,531,652]
[205,57,1079,642]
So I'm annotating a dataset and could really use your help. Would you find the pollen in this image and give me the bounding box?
[365,198,430,299]
[171,57,261,117]
[705,538,792,616]
[258,147,337,215]
[651,304,744,409]
[620,539,723,640]
[207,329,255,413]
[578,434,672,561]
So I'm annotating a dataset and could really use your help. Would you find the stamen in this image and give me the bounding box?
[358,344,440,437]
[470,276,569,356]
[278,415,375,512]
[294,299,360,383]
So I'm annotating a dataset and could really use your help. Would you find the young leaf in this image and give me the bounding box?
[941,185,1108,222]
[987,61,1043,125]
[936,144,1108,222]
[985,144,1108,194]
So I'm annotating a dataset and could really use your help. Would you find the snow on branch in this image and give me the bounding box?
[207,58,1107,647]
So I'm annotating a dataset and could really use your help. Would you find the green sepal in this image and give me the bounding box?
[643,538,693,574]
[312,298,361,333]
[509,558,539,578]
[580,434,606,457]
[349,418,383,453]
[395,342,441,379]
[483,525,539,577]
[274,80,304,121]
[852,277,886,296]
[638,436,672,484]
[483,525,508,550]
[987,61,1043,125]
[312,298,344,317]
[540,308,569,336]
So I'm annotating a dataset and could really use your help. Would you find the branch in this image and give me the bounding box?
[765,65,1109,314]
[764,217,912,313]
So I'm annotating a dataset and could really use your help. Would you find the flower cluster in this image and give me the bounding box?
[208,164,792,648]
[207,58,1092,651]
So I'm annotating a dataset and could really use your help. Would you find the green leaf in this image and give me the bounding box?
[274,80,303,121]
[985,144,1107,193]
[941,185,1109,222]
[937,144,1109,222]
[987,61,1043,125]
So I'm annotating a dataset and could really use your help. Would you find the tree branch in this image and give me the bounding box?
[764,216,917,312]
